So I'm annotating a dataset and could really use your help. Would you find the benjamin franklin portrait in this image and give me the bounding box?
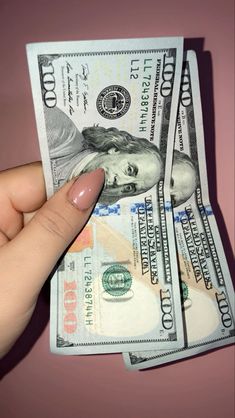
[45,106,197,206]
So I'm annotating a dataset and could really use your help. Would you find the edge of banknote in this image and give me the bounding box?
[123,50,235,369]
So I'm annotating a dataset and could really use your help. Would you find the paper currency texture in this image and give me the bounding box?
[27,37,185,354]
[124,51,235,369]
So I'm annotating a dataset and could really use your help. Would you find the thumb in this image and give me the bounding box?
[1,168,104,305]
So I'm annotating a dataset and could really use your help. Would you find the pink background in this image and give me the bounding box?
[0,1,234,417]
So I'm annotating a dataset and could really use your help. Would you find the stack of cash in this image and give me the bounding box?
[27,37,234,370]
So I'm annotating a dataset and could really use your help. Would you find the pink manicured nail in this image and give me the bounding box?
[68,169,105,210]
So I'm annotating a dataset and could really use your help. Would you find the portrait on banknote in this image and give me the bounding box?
[45,105,197,207]
[170,149,197,207]
[45,105,163,204]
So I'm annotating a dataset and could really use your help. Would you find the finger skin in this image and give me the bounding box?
[0,162,46,240]
[0,170,104,358]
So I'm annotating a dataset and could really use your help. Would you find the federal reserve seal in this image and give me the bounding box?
[97,85,131,119]
[102,265,132,297]
[181,281,192,310]
[181,281,189,303]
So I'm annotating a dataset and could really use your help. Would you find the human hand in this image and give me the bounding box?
[0,162,104,358]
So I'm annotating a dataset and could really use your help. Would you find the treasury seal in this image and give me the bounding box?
[96,85,131,119]
[102,265,132,297]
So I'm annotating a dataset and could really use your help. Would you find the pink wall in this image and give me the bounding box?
[0,1,234,417]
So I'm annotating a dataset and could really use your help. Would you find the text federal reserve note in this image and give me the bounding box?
[124,50,235,369]
[27,37,185,354]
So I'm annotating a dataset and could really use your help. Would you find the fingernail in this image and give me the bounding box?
[68,168,105,210]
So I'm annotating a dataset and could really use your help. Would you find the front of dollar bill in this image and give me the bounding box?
[123,50,235,369]
[27,37,184,354]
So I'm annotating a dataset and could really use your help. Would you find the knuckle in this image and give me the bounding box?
[34,207,74,242]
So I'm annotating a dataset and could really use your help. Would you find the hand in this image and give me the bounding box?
[0,162,104,358]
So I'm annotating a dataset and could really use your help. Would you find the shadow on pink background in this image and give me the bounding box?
[0,1,234,417]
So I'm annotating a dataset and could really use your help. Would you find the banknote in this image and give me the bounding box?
[123,50,235,369]
[27,37,185,354]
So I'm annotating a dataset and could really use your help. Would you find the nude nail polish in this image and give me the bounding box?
[68,168,105,210]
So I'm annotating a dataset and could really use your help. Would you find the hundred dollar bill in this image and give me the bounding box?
[123,50,235,369]
[27,37,184,354]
